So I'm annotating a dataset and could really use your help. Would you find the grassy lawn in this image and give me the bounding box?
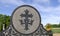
[52,28,60,33]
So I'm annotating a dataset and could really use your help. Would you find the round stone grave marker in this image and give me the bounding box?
[11,5,41,34]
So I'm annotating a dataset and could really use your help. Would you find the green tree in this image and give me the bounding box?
[0,14,10,32]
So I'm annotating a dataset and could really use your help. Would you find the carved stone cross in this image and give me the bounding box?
[20,9,34,30]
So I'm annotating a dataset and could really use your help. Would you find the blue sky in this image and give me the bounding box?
[0,0,60,25]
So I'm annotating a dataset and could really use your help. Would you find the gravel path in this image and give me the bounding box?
[53,33,60,36]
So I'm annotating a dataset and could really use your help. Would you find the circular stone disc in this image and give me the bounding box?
[11,5,41,34]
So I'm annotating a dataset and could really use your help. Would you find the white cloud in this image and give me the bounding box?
[0,0,25,6]
[0,0,50,6]
[33,0,50,3]
[0,0,60,25]
[33,0,50,6]
[34,4,60,25]
[31,4,60,25]
[42,14,60,26]
[36,5,60,15]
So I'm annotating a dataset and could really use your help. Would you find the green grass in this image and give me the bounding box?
[52,28,60,33]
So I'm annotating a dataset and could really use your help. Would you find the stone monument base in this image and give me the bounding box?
[1,24,49,36]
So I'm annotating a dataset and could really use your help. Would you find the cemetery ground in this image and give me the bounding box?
[52,28,60,36]
[53,33,60,36]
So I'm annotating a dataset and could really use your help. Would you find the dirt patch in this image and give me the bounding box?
[53,33,60,36]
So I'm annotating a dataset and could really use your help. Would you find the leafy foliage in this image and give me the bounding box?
[45,23,60,28]
[0,14,10,32]
[45,23,52,31]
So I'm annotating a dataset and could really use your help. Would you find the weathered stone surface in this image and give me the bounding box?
[11,5,41,34]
